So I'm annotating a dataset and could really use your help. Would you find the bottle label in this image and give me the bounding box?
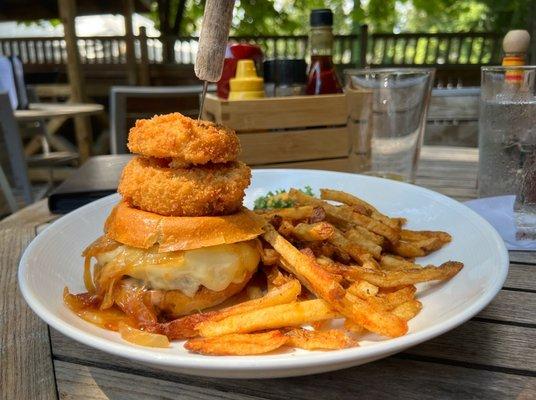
[502,56,525,83]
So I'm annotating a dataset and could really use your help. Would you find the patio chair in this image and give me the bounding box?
[0,91,33,213]
[0,59,77,213]
[109,85,214,153]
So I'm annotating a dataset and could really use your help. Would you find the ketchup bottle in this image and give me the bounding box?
[306,9,343,95]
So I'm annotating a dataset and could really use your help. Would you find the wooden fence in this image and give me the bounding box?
[0,26,503,87]
[0,27,502,66]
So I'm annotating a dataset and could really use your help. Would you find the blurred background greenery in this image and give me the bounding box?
[153,0,534,36]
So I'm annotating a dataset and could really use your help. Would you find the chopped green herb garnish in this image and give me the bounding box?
[253,186,314,210]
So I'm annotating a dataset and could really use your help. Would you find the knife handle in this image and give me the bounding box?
[195,0,236,82]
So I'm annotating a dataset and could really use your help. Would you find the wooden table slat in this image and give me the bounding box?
[406,321,536,372]
[53,357,535,400]
[0,226,57,400]
[505,263,536,291]
[508,252,536,264]
[477,289,536,325]
[54,361,263,400]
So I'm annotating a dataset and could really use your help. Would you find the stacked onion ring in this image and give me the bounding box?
[118,113,251,217]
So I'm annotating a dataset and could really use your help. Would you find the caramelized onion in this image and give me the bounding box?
[82,235,120,258]
[118,322,170,348]
[83,256,96,293]
[64,287,137,331]
[114,280,157,326]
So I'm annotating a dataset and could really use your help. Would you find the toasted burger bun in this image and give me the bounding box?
[104,201,265,252]
[148,271,254,318]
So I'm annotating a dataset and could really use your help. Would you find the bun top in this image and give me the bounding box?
[104,201,265,252]
[127,112,240,165]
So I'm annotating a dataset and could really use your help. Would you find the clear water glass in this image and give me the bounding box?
[479,66,536,239]
[344,68,435,182]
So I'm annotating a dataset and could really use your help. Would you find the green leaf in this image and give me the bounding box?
[253,186,315,210]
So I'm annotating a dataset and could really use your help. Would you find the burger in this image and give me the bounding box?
[69,113,264,324]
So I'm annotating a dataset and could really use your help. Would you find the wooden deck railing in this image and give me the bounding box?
[368,32,502,66]
[0,28,502,68]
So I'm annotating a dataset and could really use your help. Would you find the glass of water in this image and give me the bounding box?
[344,68,435,182]
[479,66,536,238]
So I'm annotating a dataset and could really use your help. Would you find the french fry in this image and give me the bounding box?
[148,279,301,339]
[320,188,401,229]
[380,254,422,271]
[292,222,334,241]
[263,264,291,290]
[391,241,426,258]
[350,212,400,245]
[344,319,366,335]
[327,227,376,265]
[391,300,422,321]
[342,292,407,337]
[401,229,452,243]
[196,299,339,337]
[250,227,408,337]
[347,282,416,311]
[308,206,327,223]
[289,189,400,244]
[185,330,288,356]
[372,286,417,310]
[341,262,464,288]
[285,328,358,350]
[264,225,346,302]
[392,217,407,227]
[278,220,294,237]
[413,237,446,253]
[311,319,331,330]
[145,312,209,339]
[351,226,385,246]
[260,247,280,265]
[207,279,302,322]
[347,280,379,298]
[344,229,383,259]
[258,205,314,221]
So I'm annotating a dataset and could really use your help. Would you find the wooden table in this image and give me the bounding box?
[14,102,103,162]
[2,146,535,399]
[13,102,103,121]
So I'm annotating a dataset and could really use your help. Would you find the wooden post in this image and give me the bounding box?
[58,0,92,162]
[359,24,368,67]
[138,26,150,85]
[123,0,137,85]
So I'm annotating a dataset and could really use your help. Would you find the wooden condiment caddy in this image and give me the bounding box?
[201,93,352,169]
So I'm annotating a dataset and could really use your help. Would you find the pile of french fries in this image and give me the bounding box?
[149,188,463,355]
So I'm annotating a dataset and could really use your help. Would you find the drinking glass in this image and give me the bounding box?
[344,68,435,182]
[479,66,536,238]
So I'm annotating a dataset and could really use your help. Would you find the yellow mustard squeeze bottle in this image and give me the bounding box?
[228,59,264,100]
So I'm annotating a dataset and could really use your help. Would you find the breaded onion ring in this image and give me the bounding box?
[118,156,251,216]
[127,113,240,165]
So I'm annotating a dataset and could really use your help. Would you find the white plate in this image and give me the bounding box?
[19,169,508,379]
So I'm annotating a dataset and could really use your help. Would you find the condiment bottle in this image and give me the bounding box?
[263,59,277,97]
[306,9,343,95]
[217,43,263,99]
[228,59,264,100]
[275,59,307,97]
[502,30,530,85]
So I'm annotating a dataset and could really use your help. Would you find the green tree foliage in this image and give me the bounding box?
[150,0,534,35]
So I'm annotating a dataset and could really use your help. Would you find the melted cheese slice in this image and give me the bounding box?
[95,240,260,297]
